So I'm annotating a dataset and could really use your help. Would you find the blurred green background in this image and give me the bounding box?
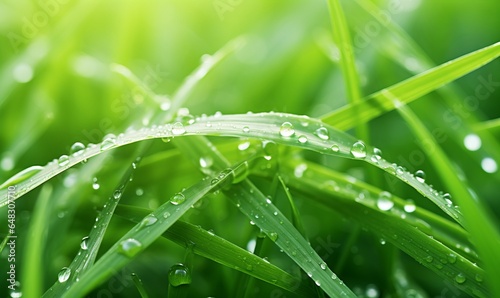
[1,0,499,297]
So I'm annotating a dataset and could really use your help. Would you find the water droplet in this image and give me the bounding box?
[320,262,327,270]
[70,142,86,156]
[100,134,117,151]
[199,157,213,168]
[447,253,457,264]
[350,141,367,159]
[455,273,466,284]
[118,238,143,257]
[463,134,481,151]
[366,285,379,298]
[238,141,250,151]
[242,126,250,133]
[294,163,307,178]
[404,200,416,213]
[80,236,89,250]
[279,122,295,137]
[172,122,186,135]
[475,274,483,282]
[169,264,192,287]
[113,190,122,199]
[380,238,386,245]
[58,267,71,283]
[163,211,171,218]
[315,280,321,286]
[170,192,185,205]
[415,170,426,183]
[92,177,100,190]
[315,127,329,140]
[331,273,337,280]
[331,144,340,152]
[58,155,70,167]
[298,135,308,143]
[268,232,278,242]
[424,255,433,263]
[140,214,158,227]
[377,192,394,211]
[371,148,382,163]
[481,157,497,173]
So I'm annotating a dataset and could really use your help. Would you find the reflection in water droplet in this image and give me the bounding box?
[350,141,367,159]
[58,267,71,283]
[169,263,192,287]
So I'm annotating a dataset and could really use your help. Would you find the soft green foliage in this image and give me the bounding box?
[1,0,499,297]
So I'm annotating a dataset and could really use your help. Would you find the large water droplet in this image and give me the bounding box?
[455,273,466,284]
[463,134,481,151]
[315,127,329,140]
[172,122,186,135]
[377,192,394,211]
[415,170,426,183]
[350,141,367,159]
[58,155,70,167]
[80,236,89,250]
[118,238,143,258]
[100,134,117,151]
[279,122,295,137]
[169,264,192,287]
[58,267,71,283]
[140,214,158,227]
[170,192,186,205]
[70,142,86,156]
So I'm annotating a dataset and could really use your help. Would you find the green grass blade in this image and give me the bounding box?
[321,42,500,130]
[131,273,150,298]
[392,99,500,297]
[58,164,243,297]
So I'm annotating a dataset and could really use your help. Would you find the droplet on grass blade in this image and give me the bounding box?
[315,127,329,140]
[58,267,71,283]
[170,193,186,205]
[70,142,86,156]
[172,122,186,135]
[58,155,70,167]
[169,264,192,287]
[80,236,89,250]
[279,122,295,137]
[118,238,143,258]
[100,134,117,151]
[350,141,367,159]
[377,192,394,211]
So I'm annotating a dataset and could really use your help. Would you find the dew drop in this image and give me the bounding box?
[475,274,483,282]
[481,157,497,173]
[320,262,327,270]
[238,141,250,151]
[58,267,71,283]
[294,163,307,178]
[315,127,329,140]
[331,273,337,280]
[199,157,213,168]
[113,190,122,199]
[100,134,117,151]
[331,144,340,152]
[80,236,89,250]
[377,192,394,211]
[447,253,457,264]
[279,122,295,137]
[172,122,186,135]
[70,142,86,156]
[168,263,192,287]
[92,177,100,190]
[424,255,433,263]
[243,126,250,133]
[170,192,186,205]
[118,238,143,258]
[350,141,367,159]
[140,214,158,227]
[268,232,278,242]
[58,155,70,167]
[415,170,426,183]
[404,200,416,213]
[298,135,308,144]
[163,211,171,218]
[455,273,466,284]
[315,280,321,286]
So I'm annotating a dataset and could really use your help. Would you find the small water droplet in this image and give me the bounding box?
[475,274,483,282]
[331,273,337,280]
[377,192,394,211]
[243,126,250,133]
[320,262,327,270]
[100,134,117,151]
[455,273,466,284]
[238,141,250,150]
[163,211,171,218]
[298,135,308,143]
[268,232,278,242]
[350,141,367,159]
[331,144,340,152]
[141,214,158,227]
[315,127,329,140]
[80,236,89,250]
[58,155,70,167]
[170,192,186,205]
[113,190,122,199]
[315,280,321,286]
[118,238,143,257]
[404,200,416,213]
[424,255,433,263]
[447,253,457,264]
[415,170,426,183]
[279,122,295,137]
[58,267,71,283]
[172,122,186,135]
[70,142,86,156]
[169,264,192,287]
[199,157,213,168]
[92,177,100,190]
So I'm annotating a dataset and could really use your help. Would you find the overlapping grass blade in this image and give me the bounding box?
[321,42,500,130]
[115,205,311,296]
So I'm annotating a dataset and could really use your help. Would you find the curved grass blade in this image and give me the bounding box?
[321,42,500,130]
[44,158,140,297]
[115,205,311,296]
[131,273,149,298]
[279,160,488,297]
[0,113,464,226]
[56,163,245,297]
